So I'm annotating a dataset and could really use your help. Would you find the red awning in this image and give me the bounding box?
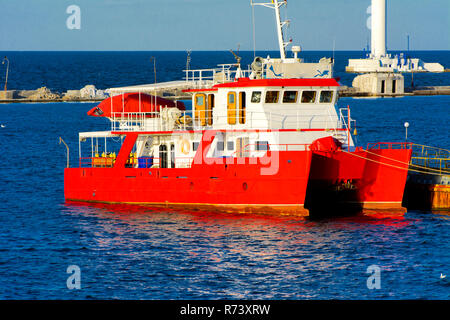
[87,93,185,118]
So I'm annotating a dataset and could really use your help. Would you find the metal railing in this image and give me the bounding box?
[238,143,310,154]
[110,109,343,133]
[367,142,413,150]
[410,144,450,174]
[110,111,194,132]
[78,140,314,169]
[183,64,252,86]
[338,107,356,148]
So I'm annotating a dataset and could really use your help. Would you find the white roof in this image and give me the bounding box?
[79,131,115,139]
[106,81,198,94]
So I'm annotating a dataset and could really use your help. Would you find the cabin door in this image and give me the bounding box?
[236,137,249,158]
[170,143,175,168]
[159,144,168,168]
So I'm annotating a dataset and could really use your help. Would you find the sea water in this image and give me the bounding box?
[0,51,448,299]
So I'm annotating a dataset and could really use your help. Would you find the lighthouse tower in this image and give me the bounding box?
[346,0,444,96]
[371,0,386,58]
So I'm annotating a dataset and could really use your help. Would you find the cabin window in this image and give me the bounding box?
[227,92,237,125]
[194,93,207,126]
[193,142,199,151]
[265,91,279,103]
[170,144,175,168]
[207,94,214,125]
[239,92,246,124]
[217,141,225,151]
[301,91,317,103]
[227,141,234,151]
[195,94,204,106]
[319,91,333,103]
[251,91,262,103]
[255,141,269,151]
[159,144,168,168]
[283,91,298,103]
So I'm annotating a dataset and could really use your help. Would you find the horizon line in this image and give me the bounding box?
[1,49,449,52]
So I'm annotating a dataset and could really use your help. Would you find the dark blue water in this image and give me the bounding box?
[0,51,449,92]
[0,52,449,300]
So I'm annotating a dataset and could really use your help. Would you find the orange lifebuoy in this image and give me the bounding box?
[180,139,190,155]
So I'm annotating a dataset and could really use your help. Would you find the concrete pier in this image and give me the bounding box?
[339,85,450,98]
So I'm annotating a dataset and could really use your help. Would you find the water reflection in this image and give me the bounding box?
[61,202,416,262]
[58,202,435,299]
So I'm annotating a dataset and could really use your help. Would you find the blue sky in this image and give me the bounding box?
[0,0,448,51]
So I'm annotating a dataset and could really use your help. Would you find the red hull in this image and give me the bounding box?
[65,150,313,216]
[306,146,412,214]
[64,130,411,217]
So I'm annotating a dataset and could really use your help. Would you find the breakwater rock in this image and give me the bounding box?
[0,85,108,103]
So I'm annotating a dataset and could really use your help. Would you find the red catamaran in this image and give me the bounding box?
[64,1,411,216]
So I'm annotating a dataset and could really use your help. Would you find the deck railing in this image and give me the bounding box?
[110,109,343,133]
[184,64,252,86]
[410,144,450,174]
[367,142,413,150]
[78,141,313,169]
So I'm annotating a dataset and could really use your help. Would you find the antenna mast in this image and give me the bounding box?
[251,0,290,60]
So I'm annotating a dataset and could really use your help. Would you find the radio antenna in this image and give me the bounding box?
[251,0,290,60]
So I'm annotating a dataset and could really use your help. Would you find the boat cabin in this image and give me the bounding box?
[78,77,354,171]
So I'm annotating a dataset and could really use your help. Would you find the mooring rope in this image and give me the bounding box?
[342,150,449,176]
[364,149,450,175]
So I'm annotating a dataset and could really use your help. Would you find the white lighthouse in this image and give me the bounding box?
[346,0,444,75]
[371,0,386,58]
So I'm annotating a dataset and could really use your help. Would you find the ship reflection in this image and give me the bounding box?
[62,201,413,232]
[60,201,417,300]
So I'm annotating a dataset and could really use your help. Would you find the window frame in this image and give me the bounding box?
[265,91,280,104]
[300,90,317,104]
[227,92,237,125]
[319,90,334,103]
[282,91,298,103]
[216,141,225,151]
[194,93,207,126]
[255,141,270,151]
[207,94,215,125]
[251,91,262,103]
[239,92,246,124]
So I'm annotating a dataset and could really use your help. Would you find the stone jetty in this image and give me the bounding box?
[0,85,107,103]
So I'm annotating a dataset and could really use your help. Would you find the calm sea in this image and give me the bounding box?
[0,51,449,300]
[1,51,449,92]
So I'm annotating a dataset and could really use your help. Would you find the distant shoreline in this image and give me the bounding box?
[1,87,449,104]
[1,50,450,53]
